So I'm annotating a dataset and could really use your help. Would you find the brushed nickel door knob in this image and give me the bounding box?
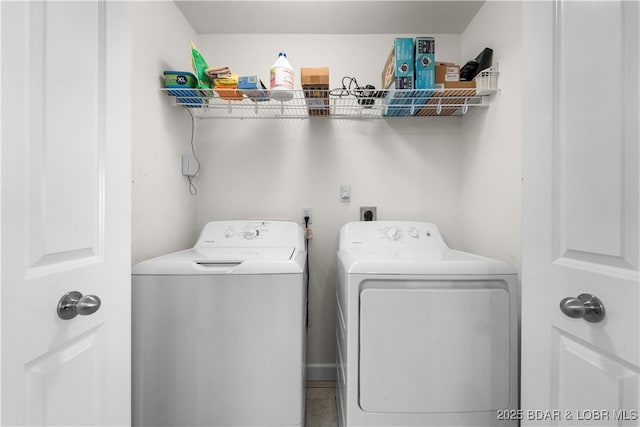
[560,293,605,323]
[57,291,101,320]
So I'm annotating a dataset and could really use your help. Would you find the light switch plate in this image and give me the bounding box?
[340,185,351,202]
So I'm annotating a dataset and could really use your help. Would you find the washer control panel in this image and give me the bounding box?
[222,220,268,240]
[195,220,304,248]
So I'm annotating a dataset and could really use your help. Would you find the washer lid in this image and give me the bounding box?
[340,248,516,275]
[132,247,304,275]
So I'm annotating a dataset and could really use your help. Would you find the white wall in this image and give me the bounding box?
[459,1,523,275]
[132,1,200,264]
[193,34,468,365]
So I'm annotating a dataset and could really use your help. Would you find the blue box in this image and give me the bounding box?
[413,37,436,112]
[238,75,269,102]
[394,37,414,79]
[383,38,415,117]
[164,71,204,107]
[415,37,435,90]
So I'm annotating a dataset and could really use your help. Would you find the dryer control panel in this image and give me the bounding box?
[339,221,448,250]
[195,220,305,249]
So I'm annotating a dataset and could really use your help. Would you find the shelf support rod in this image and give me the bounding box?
[462,98,470,115]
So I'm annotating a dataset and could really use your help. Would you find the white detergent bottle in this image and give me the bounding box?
[270,52,294,101]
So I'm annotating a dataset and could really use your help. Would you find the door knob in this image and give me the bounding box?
[559,293,605,323]
[57,291,101,320]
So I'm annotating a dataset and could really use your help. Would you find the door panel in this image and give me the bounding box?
[26,1,103,274]
[25,327,104,426]
[522,1,639,425]
[1,1,131,425]
[553,329,639,426]
[555,1,639,270]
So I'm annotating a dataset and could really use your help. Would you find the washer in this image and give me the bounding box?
[132,220,307,427]
[336,221,518,427]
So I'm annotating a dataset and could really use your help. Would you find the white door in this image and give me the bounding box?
[0,1,131,425]
[522,1,639,426]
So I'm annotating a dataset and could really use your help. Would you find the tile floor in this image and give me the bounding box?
[305,381,338,427]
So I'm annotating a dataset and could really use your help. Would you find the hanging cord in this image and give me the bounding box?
[186,108,200,195]
[329,76,381,108]
[304,215,311,329]
[330,76,362,97]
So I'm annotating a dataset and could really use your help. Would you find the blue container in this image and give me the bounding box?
[164,71,204,107]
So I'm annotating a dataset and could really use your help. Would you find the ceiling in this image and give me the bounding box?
[173,1,486,35]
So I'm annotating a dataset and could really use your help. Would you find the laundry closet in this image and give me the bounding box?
[1,0,637,425]
[132,0,523,379]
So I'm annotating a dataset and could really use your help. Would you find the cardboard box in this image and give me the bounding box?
[238,75,269,102]
[381,38,414,90]
[213,74,243,100]
[301,67,329,86]
[381,47,395,89]
[383,38,415,117]
[301,67,330,116]
[435,62,460,84]
[394,38,414,80]
[415,37,435,90]
[436,81,476,89]
[417,83,477,116]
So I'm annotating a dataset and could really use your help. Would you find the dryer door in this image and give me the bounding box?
[359,279,511,413]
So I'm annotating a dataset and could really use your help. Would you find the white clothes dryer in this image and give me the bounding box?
[132,220,307,427]
[336,221,518,427]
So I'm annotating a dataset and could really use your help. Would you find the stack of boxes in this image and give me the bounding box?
[382,37,475,117]
[381,37,416,117]
[415,62,477,117]
[301,67,330,116]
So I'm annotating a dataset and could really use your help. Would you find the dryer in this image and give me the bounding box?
[132,220,307,427]
[336,221,518,427]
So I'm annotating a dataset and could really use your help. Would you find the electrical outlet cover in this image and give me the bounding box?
[301,207,312,225]
[360,206,377,221]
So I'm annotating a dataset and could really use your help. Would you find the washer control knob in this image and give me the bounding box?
[409,229,420,239]
[386,227,401,241]
[242,229,259,239]
[224,228,235,238]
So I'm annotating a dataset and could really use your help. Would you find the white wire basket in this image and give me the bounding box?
[474,64,499,91]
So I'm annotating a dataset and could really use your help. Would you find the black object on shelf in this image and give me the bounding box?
[460,47,493,81]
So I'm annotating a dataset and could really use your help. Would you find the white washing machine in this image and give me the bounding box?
[132,220,307,427]
[336,221,518,427]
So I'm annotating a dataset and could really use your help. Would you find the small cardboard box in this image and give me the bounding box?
[213,74,243,100]
[436,81,476,89]
[301,67,330,116]
[238,75,269,102]
[381,47,395,89]
[435,62,460,83]
[301,67,329,86]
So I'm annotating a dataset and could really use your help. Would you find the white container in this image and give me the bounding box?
[270,52,294,101]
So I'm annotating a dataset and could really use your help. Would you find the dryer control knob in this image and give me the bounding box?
[409,229,420,239]
[224,228,235,238]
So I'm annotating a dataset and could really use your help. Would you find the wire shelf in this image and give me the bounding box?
[161,87,498,119]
